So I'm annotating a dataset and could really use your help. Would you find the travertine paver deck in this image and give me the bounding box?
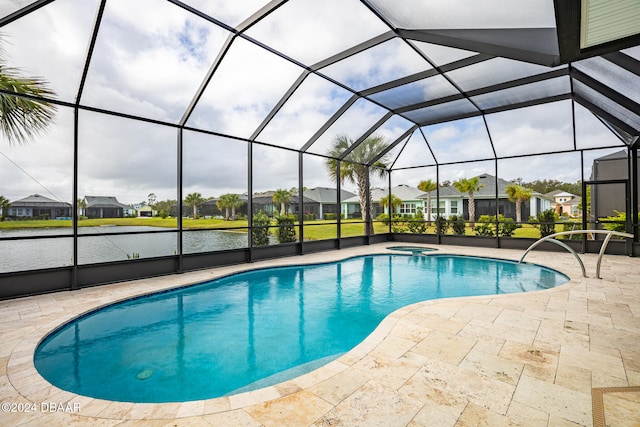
[1,244,639,426]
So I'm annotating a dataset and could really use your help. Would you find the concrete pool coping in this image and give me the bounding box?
[1,243,639,426]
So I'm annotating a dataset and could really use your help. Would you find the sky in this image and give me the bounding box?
[0,0,629,205]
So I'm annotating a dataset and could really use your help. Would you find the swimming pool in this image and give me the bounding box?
[34,254,568,403]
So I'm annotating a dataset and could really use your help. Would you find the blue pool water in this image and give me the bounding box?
[34,254,568,403]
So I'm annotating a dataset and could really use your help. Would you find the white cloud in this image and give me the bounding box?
[187,37,304,138]
[320,38,431,91]
[246,0,389,65]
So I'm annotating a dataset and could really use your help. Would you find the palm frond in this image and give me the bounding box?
[0,60,57,145]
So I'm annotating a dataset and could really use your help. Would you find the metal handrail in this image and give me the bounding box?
[519,230,634,279]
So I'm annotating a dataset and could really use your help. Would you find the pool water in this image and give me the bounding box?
[34,254,568,403]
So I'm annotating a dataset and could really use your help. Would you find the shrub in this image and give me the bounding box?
[252,210,271,246]
[448,215,466,235]
[407,207,427,234]
[303,213,316,221]
[474,215,520,237]
[435,216,449,234]
[324,213,337,220]
[275,214,297,243]
[376,213,390,225]
[474,215,495,237]
[391,223,408,233]
[598,210,629,233]
[530,209,557,237]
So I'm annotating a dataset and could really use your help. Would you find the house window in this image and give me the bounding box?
[431,200,445,214]
[451,200,458,214]
[399,203,416,215]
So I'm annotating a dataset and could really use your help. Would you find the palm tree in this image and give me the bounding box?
[505,184,533,223]
[0,38,57,145]
[227,193,244,220]
[379,194,402,215]
[216,194,231,220]
[453,177,484,227]
[184,192,204,219]
[272,189,291,216]
[0,195,10,221]
[418,179,438,226]
[76,198,86,218]
[325,134,390,234]
[216,193,244,220]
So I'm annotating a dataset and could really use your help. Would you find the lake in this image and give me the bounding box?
[0,226,258,273]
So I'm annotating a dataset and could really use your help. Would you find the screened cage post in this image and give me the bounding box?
[69,0,105,289]
[494,158,500,248]
[298,152,304,254]
[436,165,441,245]
[336,160,342,249]
[71,107,79,290]
[177,128,184,274]
[387,172,392,234]
[365,166,372,242]
[579,151,587,253]
[248,141,254,261]
[632,145,639,247]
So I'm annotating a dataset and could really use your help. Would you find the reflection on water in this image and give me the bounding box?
[0,226,250,273]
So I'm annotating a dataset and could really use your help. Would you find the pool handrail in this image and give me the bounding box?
[519,229,634,279]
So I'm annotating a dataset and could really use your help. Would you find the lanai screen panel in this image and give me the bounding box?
[367,0,556,29]
[471,76,570,111]
[256,74,354,150]
[81,0,231,123]
[186,37,303,138]
[410,42,478,66]
[304,98,390,157]
[486,100,575,157]
[1,0,99,103]
[573,56,640,104]
[574,103,629,150]
[319,38,431,91]
[422,117,494,164]
[177,0,273,28]
[245,0,389,66]
[369,75,460,110]
[573,81,640,133]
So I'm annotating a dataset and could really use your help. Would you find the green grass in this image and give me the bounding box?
[0,217,570,241]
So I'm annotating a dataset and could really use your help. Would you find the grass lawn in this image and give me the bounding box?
[0,217,570,241]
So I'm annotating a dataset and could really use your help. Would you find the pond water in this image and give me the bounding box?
[0,226,256,273]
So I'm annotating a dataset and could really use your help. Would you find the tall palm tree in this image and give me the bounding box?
[227,193,244,220]
[0,37,57,145]
[184,192,204,219]
[505,184,532,223]
[453,177,484,227]
[379,194,402,215]
[325,134,390,234]
[216,194,231,220]
[76,198,86,218]
[216,193,243,220]
[0,195,10,221]
[418,179,438,226]
[272,189,291,216]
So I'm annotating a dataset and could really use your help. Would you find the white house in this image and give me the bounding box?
[340,174,551,222]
